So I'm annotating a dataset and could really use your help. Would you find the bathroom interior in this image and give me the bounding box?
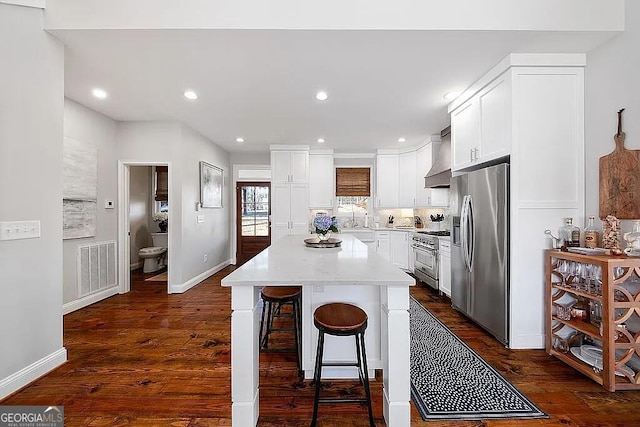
[129,165,169,283]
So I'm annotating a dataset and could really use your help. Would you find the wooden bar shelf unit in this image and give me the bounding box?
[545,249,640,391]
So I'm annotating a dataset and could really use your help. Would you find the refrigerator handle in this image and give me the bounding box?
[467,195,475,269]
[460,195,470,272]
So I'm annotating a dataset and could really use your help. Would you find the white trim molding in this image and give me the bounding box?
[0,348,67,400]
[63,286,119,315]
[0,0,45,8]
[169,259,231,294]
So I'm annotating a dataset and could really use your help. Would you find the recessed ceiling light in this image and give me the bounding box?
[92,88,107,99]
[317,138,325,144]
[398,137,406,143]
[184,90,198,100]
[315,91,328,101]
[235,137,245,143]
[443,91,461,100]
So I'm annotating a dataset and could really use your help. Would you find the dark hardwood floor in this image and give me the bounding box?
[3,266,640,426]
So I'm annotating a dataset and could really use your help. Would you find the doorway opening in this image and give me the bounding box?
[118,161,172,294]
[236,182,271,265]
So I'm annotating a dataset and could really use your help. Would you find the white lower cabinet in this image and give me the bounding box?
[439,239,451,296]
[390,231,409,270]
[375,231,390,261]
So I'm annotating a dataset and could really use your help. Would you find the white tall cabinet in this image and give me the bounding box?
[448,53,585,349]
[270,146,310,242]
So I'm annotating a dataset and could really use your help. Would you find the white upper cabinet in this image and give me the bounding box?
[376,145,450,209]
[375,153,398,208]
[309,151,334,208]
[398,151,416,208]
[451,99,479,171]
[271,149,309,184]
[451,73,510,171]
[479,75,510,163]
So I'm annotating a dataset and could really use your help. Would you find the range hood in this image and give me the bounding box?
[424,126,451,188]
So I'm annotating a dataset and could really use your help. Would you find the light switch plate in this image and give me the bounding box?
[105,200,115,209]
[0,220,41,241]
[197,215,205,223]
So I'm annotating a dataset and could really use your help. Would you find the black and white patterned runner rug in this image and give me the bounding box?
[410,296,547,420]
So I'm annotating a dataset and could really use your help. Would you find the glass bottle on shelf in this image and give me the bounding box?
[584,216,600,248]
[559,217,580,247]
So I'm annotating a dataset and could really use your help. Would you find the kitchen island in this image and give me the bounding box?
[221,234,415,427]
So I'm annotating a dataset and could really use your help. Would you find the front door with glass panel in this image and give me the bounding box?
[236,182,270,265]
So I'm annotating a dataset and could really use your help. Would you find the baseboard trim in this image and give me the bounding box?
[169,259,231,294]
[130,261,143,271]
[63,286,119,315]
[0,347,67,400]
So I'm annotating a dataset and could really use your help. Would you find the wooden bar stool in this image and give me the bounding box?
[258,286,302,376]
[311,302,374,427]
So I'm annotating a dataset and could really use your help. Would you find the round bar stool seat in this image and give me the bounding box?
[311,302,374,427]
[314,302,367,334]
[261,286,301,301]
[258,286,302,376]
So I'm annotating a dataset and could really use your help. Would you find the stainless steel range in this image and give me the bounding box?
[412,230,450,290]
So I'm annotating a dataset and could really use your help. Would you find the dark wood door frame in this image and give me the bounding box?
[236,181,271,266]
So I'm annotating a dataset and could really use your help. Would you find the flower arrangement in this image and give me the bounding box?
[153,212,168,223]
[313,215,339,239]
[153,212,168,232]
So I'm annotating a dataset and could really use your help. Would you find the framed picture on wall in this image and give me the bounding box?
[200,161,223,208]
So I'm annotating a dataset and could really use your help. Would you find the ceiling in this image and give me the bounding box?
[55,28,615,153]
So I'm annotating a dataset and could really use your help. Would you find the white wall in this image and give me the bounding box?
[62,99,118,303]
[129,166,152,267]
[180,125,231,280]
[586,0,640,233]
[0,4,66,398]
[230,151,270,165]
[116,121,231,290]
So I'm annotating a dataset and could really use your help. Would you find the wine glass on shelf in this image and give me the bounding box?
[589,265,602,296]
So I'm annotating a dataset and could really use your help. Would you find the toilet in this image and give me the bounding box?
[139,232,168,273]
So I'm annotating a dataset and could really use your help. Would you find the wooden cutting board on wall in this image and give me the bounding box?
[599,109,640,219]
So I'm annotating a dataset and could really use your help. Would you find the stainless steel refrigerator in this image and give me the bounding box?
[451,162,509,345]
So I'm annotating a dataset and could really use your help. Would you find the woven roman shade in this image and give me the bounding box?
[335,167,370,197]
[155,166,168,201]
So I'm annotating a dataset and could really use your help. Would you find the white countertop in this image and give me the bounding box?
[221,234,415,287]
